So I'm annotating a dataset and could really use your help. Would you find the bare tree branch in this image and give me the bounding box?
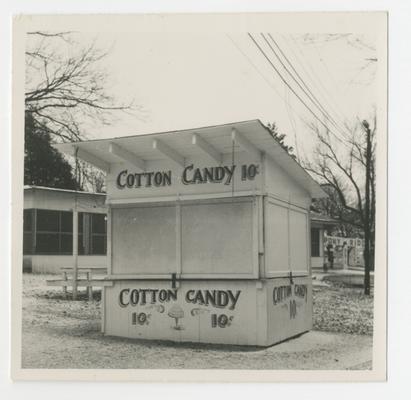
[25,31,137,142]
[302,116,376,237]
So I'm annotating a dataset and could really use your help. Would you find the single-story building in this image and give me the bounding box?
[310,212,366,270]
[310,212,338,270]
[324,235,365,269]
[23,185,108,274]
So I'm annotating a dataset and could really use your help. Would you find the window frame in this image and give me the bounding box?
[23,209,35,255]
[310,227,321,258]
[78,212,107,256]
[34,209,74,255]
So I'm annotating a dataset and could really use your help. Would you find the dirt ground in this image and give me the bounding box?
[21,273,373,370]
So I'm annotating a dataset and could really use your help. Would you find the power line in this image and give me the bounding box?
[263,33,341,134]
[228,33,319,158]
[285,34,351,130]
[310,39,355,120]
[226,34,285,105]
[284,85,301,160]
[227,33,304,159]
[247,32,348,146]
[226,34,303,132]
[266,33,350,138]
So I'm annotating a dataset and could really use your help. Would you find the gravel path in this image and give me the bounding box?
[21,274,373,370]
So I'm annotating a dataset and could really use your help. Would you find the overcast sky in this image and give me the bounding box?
[29,29,379,158]
[92,32,377,156]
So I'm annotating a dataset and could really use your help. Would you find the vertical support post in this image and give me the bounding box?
[252,197,260,279]
[363,120,372,295]
[72,206,79,300]
[72,145,79,300]
[287,197,291,273]
[260,153,266,195]
[62,271,67,299]
[101,287,106,333]
[306,211,310,276]
[107,207,112,276]
[176,202,182,281]
[257,195,265,279]
[102,207,110,333]
[87,271,93,301]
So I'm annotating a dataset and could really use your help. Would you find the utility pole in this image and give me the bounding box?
[72,146,79,300]
[362,120,372,296]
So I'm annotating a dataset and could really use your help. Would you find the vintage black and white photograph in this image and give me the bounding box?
[11,12,387,380]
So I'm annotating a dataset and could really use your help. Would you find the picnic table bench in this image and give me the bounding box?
[46,267,112,300]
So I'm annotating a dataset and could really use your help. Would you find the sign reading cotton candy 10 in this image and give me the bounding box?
[55,120,326,346]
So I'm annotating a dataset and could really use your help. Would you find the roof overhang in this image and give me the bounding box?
[310,213,339,226]
[53,120,327,199]
[24,185,106,196]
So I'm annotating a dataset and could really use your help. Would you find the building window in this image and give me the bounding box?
[23,209,34,254]
[23,209,107,256]
[35,209,73,254]
[311,227,320,257]
[78,213,107,255]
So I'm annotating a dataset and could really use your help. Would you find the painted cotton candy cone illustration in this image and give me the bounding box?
[168,304,184,330]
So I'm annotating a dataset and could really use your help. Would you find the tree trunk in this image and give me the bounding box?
[363,122,372,295]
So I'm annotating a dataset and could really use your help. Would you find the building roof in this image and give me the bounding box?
[53,119,326,199]
[310,212,338,226]
[24,185,106,196]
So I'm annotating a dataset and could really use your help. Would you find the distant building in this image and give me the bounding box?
[324,235,365,268]
[23,186,107,274]
[310,212,337,270]
[310,212,365,270]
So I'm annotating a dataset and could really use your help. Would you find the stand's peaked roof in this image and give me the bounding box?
[54,119,326,198]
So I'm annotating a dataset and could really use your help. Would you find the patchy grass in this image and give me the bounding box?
[323,274,374,288]
[313,282,374,336]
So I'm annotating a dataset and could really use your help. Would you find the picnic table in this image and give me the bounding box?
[46,267,111,300]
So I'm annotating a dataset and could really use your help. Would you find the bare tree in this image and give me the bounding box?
[75,160,106,193]
[312,184,364,238]
[297,33,377,85]
[25,31,137,142]
[25,32,144,192]
[303,116,376,294]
